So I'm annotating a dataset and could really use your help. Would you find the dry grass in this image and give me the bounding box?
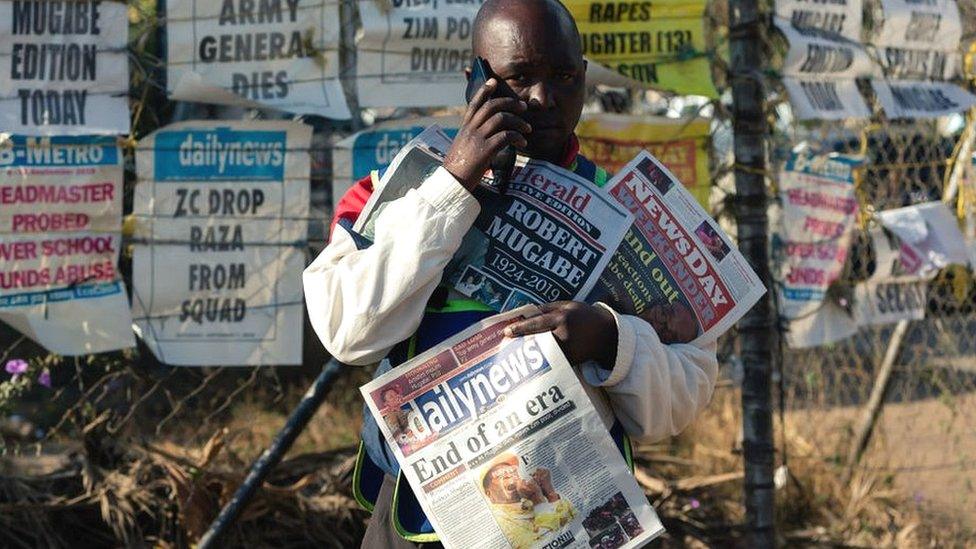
[5,366,976,547]
[648,386,976,547]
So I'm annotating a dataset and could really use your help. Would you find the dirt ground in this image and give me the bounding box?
[787,391,976,529]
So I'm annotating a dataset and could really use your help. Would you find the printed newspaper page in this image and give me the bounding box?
[361,306,663,549]
[355,126,634,311]
[587,152,766,344]
[353,126,453,240]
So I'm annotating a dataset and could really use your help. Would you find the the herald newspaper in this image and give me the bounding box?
[361,307,664,549]
[354,125,633,311]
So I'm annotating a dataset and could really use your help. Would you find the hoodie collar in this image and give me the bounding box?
[559,134,581,169]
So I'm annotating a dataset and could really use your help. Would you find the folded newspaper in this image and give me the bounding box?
[361,307,664,549]
[354,125,765,344]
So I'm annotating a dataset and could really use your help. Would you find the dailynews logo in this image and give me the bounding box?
[154,128,287,182]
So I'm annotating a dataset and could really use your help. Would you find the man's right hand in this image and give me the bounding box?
[443,78,531,191]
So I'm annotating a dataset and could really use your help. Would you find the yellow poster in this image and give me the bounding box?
[576,113,712,207]
[566,0,717,97]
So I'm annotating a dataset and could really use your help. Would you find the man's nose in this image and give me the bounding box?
[525,81,555,109]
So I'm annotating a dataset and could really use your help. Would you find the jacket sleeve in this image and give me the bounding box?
[580,304,719,443]
[303,167,480,365]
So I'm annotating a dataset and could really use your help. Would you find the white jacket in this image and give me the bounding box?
[304,167,718,444]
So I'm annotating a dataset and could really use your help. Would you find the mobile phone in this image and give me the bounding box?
[465,57,518,194]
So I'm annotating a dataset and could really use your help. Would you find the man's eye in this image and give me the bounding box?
[557,72,575,82]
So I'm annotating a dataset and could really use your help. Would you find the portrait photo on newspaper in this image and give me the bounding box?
[361,307,664,549]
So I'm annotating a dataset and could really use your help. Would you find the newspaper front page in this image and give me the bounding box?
[587,153,766,344]
[356,126,633,311]
[361,307,663,549]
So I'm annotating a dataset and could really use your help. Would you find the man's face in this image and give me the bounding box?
[487,464,521,503]
[382,389,400,407]
[642,303,697,344]
[477,16,586,163]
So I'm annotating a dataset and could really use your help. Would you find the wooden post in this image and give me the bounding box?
[728,0,776,545]
[841,319,909,483]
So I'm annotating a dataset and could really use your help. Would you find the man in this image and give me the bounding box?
[481,454,575,549]
[303,0,718,545]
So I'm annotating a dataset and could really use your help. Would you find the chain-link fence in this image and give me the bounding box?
[765,1,976,542]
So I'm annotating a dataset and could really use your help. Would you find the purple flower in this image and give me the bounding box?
[5,359,28,379]
[38,369,52,388]
[690,499,701,509]
[913,492,924,505]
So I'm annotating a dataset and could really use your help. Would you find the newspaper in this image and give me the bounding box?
[361,306,663,549]
[586,153,766,344]
[356,126,634,311]
[356,127,765,341]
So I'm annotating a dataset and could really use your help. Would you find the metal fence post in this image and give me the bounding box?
[197,360,346,549]
[728,0,776,545]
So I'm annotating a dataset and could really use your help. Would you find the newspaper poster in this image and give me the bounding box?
[773,149,860,320]
[131,120,311,366]
[872,80,976,119]
[874,0,961,52]
[564,0,717,98]
[166,0,351,119]
[0,0,130,135]
[575,113,711,208]
[355,0,480,108]
[356,126,633,312]
[361,307,664,549]
[587,152,765,344]
[852,228,927,326]
[776,19,876,80]
[775,0,862,41]
[332,116,459,205]
[783,77,871,121]
[784,300,857,348]
[967,156,976,266]
[0,135,134,354]
[875,201,970,277]
[879,47,960,81]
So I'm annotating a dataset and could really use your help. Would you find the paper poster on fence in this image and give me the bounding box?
[332,116,459,205]
[879,48,960,81]
[785,301,857,348]
[776,19,876,80]
[783,77,870,121]
[575,113,711,208]
[874,0,961,52]
[0,0,130,135]
[774,149,860,320]
[876,201,970,277]
[166,0,350,119]
[851,229,927,326]
[356,0,479,108]
[872,80,976,119]
[0,135,134,354]
[564,0,717,97]
[132,120,311,366]
[775,0,863,41]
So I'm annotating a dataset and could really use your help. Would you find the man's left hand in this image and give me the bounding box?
[503,302,617,368]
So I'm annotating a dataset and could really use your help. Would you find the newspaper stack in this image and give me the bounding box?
[359,126,765,549]
[356,125,764,345]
